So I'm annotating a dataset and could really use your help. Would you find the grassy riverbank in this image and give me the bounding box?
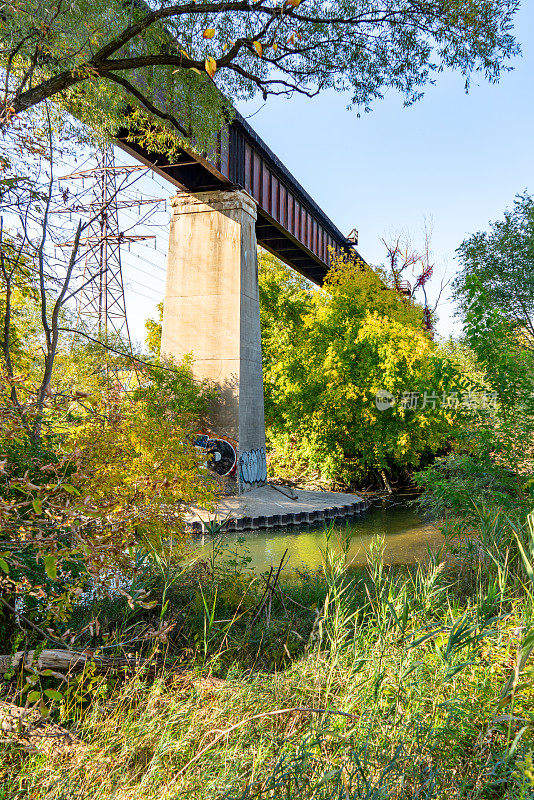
[2,514,534,800]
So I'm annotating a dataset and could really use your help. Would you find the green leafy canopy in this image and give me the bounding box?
[455,192,534,410]
[0,0,521,151]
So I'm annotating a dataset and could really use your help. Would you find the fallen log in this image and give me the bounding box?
[0,648,152,675]
[0,649,227,691]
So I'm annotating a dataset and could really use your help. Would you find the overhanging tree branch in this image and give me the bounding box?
[1,0,520,132]
[104,72,189,137]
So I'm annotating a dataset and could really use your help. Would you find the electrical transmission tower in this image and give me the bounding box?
[61,147,160,345]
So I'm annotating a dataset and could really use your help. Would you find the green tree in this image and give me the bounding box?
[415,196,534,526]
[0,117,221,651]
[259,253,462,489]
[441,193,534,502]
[0,0,519,148]
[455,193,534,410]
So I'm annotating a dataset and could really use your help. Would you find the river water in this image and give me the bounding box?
[195,496,444,574]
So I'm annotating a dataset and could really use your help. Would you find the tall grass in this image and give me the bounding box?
[2,516,534,799]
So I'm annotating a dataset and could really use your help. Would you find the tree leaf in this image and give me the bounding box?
[205,56,217,78]
[32,497,43,514]
[44,689,63,701]
[252,40,263,56]
[203,28,215,39]
[0,557,9,574]
[43,555,57,581]
[27,691,41,703]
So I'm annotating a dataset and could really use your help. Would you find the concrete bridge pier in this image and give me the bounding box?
[161,188,267,493]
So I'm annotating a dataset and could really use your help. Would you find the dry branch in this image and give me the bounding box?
[175,705,356,778]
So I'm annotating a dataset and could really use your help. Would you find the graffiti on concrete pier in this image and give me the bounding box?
[195,435,267,488]
[239,447,267,487]
[194,434,237,477]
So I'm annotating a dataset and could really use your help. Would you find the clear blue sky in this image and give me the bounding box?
[234,1,534,338]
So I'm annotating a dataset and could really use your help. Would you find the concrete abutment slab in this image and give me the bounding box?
[186,485,368,534]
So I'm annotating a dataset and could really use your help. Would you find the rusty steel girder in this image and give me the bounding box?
[116,110,362,285]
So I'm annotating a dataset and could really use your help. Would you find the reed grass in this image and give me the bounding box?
[2,516,534,799]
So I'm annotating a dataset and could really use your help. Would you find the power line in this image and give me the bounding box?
[123,274,164,295]
[59,147,165,345]
[125,286,163,303]
[123,250,168,275]
[122,264,166,286]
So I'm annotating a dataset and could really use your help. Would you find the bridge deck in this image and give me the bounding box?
[117,112,362,285]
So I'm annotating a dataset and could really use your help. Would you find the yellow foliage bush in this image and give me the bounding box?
[260,252,464,488]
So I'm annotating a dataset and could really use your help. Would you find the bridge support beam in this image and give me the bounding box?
[161,189,266,493]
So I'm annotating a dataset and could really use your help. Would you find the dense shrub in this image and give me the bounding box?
[260,253,464,489]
